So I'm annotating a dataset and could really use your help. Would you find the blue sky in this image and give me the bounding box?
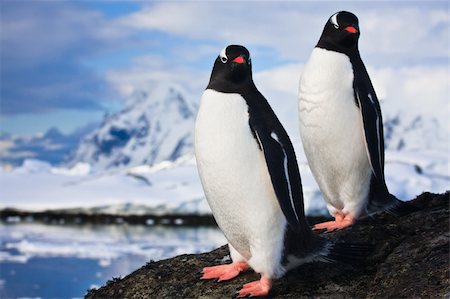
[0,1,448,136]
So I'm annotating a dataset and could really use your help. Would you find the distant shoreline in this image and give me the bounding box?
[0,208,331,227]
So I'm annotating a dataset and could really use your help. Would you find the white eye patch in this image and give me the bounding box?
[219,47,228,63]
[330,12,339,29]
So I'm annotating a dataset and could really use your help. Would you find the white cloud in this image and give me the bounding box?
[0,140,35,161]
[3,1,448,134]
[255,63,303,96]
[1,2,130,70]
[115,2,322,60]
[368,65,449,121]
[106,2,450,128]
[253,63,304,138]
[357,8,449,64]
[105,55,210,99]
[116,2,449,65]
[0,2,133,116]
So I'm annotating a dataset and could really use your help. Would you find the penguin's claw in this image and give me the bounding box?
[236,276,271,297]
[200,262,249,281]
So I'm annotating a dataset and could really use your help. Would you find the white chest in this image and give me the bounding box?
[299,48,357,134]
[298,48,363,163]
[195,91,263,198]
[195,89,285,257]
[298,48,371,214]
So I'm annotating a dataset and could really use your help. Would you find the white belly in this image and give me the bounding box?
[298,48,371,217]
[195,89,286,276]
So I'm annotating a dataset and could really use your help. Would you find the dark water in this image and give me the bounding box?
[0,222,225,299]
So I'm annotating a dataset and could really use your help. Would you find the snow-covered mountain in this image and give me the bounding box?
[69,82,198,170]
[384,113,448,153]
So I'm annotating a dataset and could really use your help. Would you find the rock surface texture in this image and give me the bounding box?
[86,192,449,298]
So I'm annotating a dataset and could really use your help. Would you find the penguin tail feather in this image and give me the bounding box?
[366,193,419,217]
[383,196,419,217]
[320,241,374,267]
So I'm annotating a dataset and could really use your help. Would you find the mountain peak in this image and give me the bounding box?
[43,127,64,140]
[69,82,198,170]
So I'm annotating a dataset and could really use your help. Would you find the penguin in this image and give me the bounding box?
[298,11,414,232]
[196,45,368,297]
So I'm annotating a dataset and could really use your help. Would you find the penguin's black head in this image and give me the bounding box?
[317,11,360,53]
[207,45,253,92]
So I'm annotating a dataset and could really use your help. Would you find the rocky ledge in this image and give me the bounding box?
[86,192,449,298]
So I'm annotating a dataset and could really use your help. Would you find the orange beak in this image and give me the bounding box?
[345,26,357,33]
[233,56,245,64]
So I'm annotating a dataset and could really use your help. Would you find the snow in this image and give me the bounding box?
[0,156,211,215]
[51,162,91,176]
[0,146,448,217]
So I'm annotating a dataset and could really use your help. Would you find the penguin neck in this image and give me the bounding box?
[206,76,257,95]
[316,39,362,64]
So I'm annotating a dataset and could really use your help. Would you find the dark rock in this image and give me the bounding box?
[85,192,449,298]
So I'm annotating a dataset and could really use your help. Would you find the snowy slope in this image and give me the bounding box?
[69,82,197,170]
[0,157,324,215]
[0,157,210,215]
[1,150,448,218]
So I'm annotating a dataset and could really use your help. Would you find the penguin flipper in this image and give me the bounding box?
[250,124,306,232]
[354,87,418,216]
[354,85,385,182]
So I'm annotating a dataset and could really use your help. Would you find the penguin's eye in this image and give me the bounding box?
[330,13,339,29]
[219,47,228,64]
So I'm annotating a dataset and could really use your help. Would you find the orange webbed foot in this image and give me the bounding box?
[236,275,271,297]
[313,213,355,233]
[201,261,249,282]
